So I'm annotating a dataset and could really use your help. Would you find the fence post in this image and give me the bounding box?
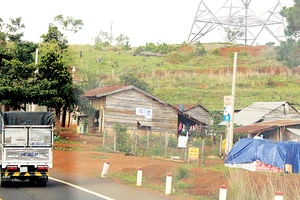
[113,131,116,151]
[165,173,172,195]
[165,132,168,157]
[146,129,150,151]
[201,139,205,166]
[136,167,143,186]
[274,191,283,200]
[219,133,223,157]
[101,161,110,178]
[135,130,137,153]
[219,185,227,200]
[131,129,135,153]
[102,130,106,146]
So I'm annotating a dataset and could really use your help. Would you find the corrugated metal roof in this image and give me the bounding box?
[234,102,288,126]
[84,85,129,97]
[287,128,300,137]
[234,119,300,134]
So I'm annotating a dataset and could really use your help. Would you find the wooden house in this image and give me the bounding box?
[83,85,205,135]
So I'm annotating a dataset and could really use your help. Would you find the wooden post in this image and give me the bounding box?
[113,131,116,151]
[201,139,205,166]
[219,133,223,157]
[134,130,137,153]
[146,129,150,151]
[102,130,106,146]
[165,132,168,157]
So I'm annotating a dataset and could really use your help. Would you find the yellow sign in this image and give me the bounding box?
[188,147,199,159]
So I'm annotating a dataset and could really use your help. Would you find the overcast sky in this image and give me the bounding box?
[0,0,295,47]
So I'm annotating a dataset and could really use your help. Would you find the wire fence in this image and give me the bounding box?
[100,130,221,161]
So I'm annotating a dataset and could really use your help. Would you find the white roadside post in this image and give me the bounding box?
[219,185,227,200]
[274,191,284,200]
[165,173,172,195]
[101,161,110,178]
[136,167,143,186]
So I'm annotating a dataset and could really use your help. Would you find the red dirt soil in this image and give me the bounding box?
[53,132,226,199]
[54,129,300,199]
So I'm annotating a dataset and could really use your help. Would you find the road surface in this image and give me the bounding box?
[0,169,177,200]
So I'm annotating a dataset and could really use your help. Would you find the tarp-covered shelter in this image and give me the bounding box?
[224,138,300,173]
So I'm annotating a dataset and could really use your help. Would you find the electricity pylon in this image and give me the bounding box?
[187,0,287,45]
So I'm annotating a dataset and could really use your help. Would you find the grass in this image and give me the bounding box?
[224,168,300,200]
[53,146,83,151]
[90,155,109,159]
[67,43,300,112]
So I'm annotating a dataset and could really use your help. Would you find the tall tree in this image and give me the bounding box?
[35,48,73,116]
[6,17,25,42]
[41,25,68,50]
[281,0,300,38]
[53,15,84,34]
[275,0,300,67]
[0,59,36,110]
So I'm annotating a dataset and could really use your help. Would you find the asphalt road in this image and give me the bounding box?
[0,169,176,200]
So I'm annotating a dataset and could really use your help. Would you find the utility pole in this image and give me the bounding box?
[228,52,238,152]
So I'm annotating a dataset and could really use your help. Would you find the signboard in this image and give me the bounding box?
[177,136,188,148]
[188,147,199,165]
[188,148,199,160]
[223,96,232,122]
[136,107,152,119]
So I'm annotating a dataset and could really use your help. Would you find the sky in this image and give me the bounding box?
[0,0,295,47]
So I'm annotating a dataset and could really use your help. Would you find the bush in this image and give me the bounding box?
[212,49,219,55]
[175,166,190,180]
[168,136,178,148]
[113,123,131,153]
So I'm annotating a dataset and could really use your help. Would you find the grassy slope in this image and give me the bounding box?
[66,44,300,112]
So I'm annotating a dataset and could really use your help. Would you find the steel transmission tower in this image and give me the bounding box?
[187,0,287,45]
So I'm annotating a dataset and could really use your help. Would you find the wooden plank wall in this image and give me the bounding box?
[102,89,178,134]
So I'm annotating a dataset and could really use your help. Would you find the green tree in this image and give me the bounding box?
[194,41,206,56]
[276,0,300,67]
[6,17,25,42]
[116,34,131,50]
[35,48,73,116]
[119,71,152,93]
[53,15,84,34]
[41,25,68,50]
[93,30,110,50]
[281,0,300,38]
[0,59,36,110]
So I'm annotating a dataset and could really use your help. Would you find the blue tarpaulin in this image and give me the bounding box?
[224,138,300,173]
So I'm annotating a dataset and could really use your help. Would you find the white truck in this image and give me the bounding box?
[0,111,54,187]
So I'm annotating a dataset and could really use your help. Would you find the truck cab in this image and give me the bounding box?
[0,111,54,187]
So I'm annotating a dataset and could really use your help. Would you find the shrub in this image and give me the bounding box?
[175,166,190,180]
[168,136,178,148]
[212,49,219,55]
[113,123,131,153]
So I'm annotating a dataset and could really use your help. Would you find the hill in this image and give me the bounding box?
[66,43,300,111]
